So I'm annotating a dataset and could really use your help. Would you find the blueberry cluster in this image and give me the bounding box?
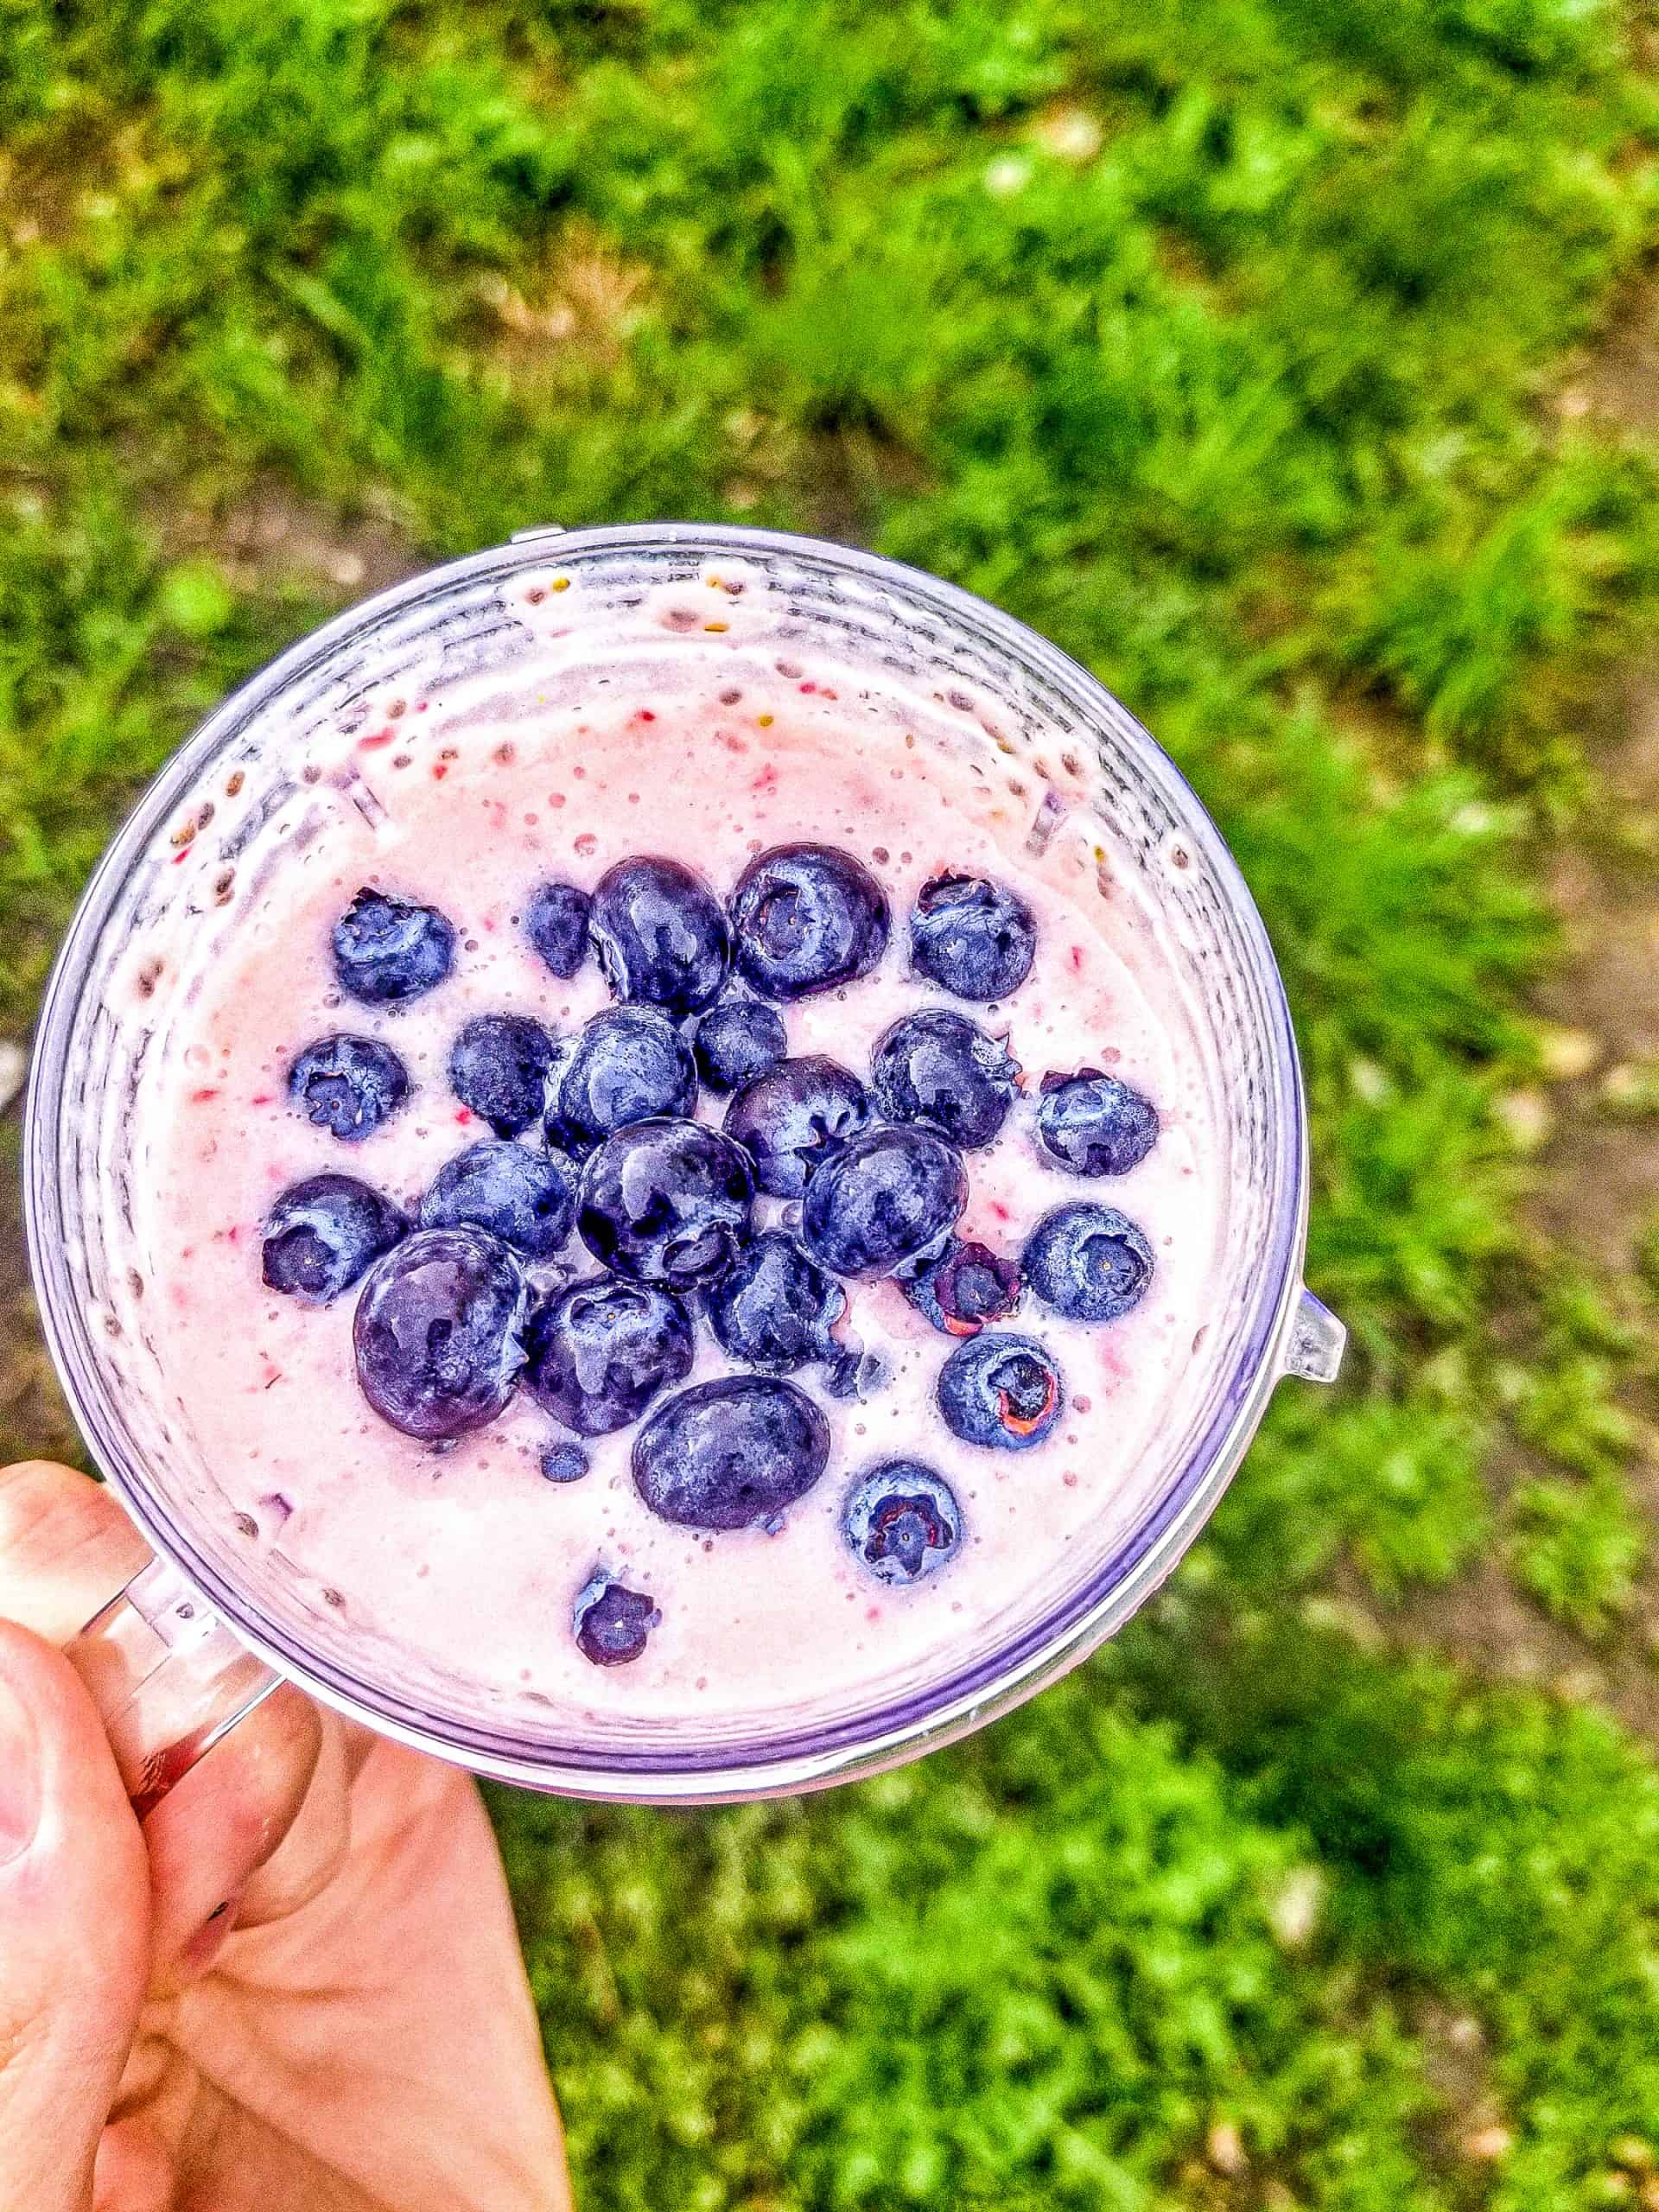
[263,849,1160,1669]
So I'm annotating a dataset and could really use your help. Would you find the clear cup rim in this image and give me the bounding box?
[25,521,1307,1802]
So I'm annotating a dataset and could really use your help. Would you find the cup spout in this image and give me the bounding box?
[1283,1287,1346,1384]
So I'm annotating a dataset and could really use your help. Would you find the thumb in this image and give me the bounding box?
[0,1619,149,2212]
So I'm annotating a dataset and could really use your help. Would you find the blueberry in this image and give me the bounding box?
[419,1141,575,1260]
[694,998,787,1094]
[1023,1202,1154,1323]
[573,1571,659,1666]
[801,1125,966,1279]
[578,1117,753,1288]
[704,1232,844,1374]
[286,1034,410,1144]
[871,1009,1019,1150]
[723,1055,871,1198]
[905,1238,1023,1338]
[1036,1071,1159,1177]
[729,844,889,1001]
[541,1442,591,1484]
[843,1461,962,1584]
[332,887,454,1007]
[524,880,592,978]
[551,1006,697,1152]
[632,1376,829,1531]
[448,1013,559,1137]
[588,855,729,1014]
[936,1331,1065,1452]
[523,1278,694,1435]
[822,1344,891,1402]
[909,873,1036,1001]
[353,1226,526,1440]
[262,1173,407,1305]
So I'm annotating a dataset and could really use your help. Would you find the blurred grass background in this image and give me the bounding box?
[6,1,1659,2203]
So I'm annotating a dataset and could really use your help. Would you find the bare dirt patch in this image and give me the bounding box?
[1387,283,1659,1735]
[169,483,420,602]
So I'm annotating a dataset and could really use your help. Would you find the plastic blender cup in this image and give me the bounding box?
[25,523,1344,1808]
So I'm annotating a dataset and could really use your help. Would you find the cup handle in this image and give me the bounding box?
[1282,1287,1347,1384]
[64,1554,281,1820]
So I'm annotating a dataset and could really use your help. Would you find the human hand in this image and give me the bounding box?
[0,1459,572,2212]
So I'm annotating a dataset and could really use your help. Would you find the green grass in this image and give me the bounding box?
[1119,1619,1659,2211]
[497,1688,1440,2211]
[6,0,1659,2203]
[1510,1476,1647,1637]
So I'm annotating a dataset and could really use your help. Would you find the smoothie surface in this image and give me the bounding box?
[129,562,1228,1744]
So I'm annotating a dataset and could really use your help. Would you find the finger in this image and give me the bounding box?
[0,1620,149,2212]
[0,1462,149,1643]
[221,1711,381,1929]
[0,1460,351,1988]
[227,1710,381,1929]
[200,1712,396,1942]
[233,1709,353,1927]
[140,1682,324,1996]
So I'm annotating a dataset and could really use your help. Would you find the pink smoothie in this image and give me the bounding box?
[126,559,1228,1749]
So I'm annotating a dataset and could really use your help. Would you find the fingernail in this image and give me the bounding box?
[0,1659,43,1869]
